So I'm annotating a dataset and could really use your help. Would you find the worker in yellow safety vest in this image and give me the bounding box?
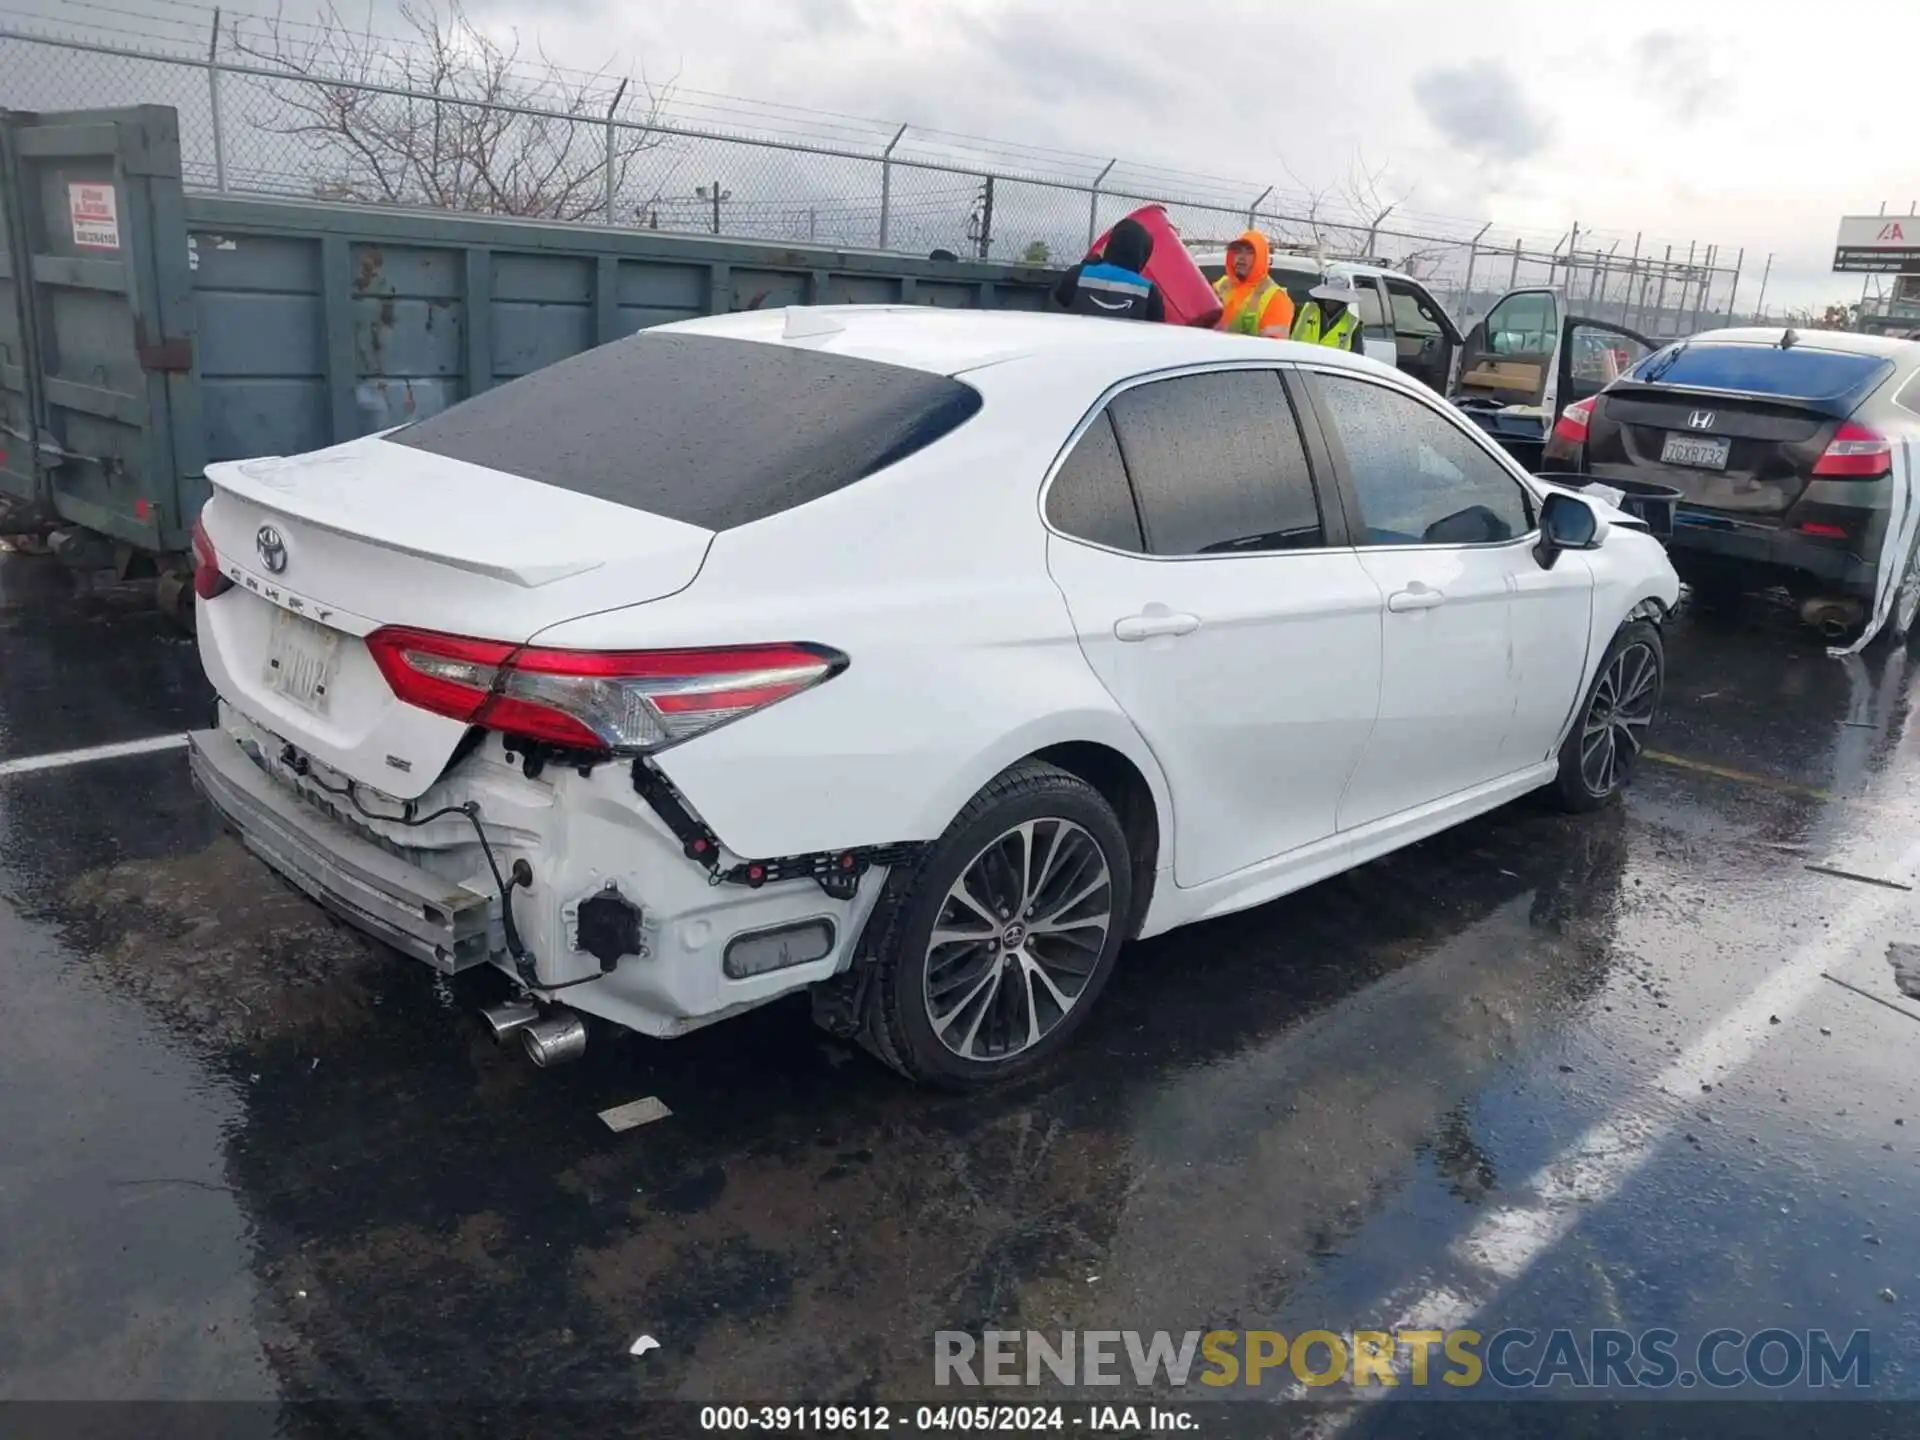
[1213,230,1294,339]
[1292,277,1363,351]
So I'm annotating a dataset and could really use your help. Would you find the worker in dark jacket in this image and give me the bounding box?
[1052,217,1167,322]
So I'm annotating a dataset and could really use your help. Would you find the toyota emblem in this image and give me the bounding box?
[256,524,288,574]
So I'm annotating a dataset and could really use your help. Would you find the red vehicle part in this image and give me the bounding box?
[1090,204,1223,329]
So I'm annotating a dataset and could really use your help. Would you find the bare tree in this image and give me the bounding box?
[1338,151,1413,261]
[228,1,678,221]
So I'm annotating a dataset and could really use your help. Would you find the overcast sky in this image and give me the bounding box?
[12,0,1915,308]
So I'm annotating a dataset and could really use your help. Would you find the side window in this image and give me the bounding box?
[1046,411,1144,552]
[1273,267,1319,316]
[1568,325,1652,385]
[1352,281,1388,332]
[1389,287,1443,338]
[1316,375,1533,547]
[1485,292,1559,355]
[1108,370,1324,555]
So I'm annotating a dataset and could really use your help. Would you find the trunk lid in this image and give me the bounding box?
[198,434,714,799]
[1585,387,1839,517]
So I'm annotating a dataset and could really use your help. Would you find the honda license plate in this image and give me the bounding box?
[1660,432,1731,470]
[264,607,341,715]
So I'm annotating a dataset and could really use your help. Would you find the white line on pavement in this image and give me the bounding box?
[0,732,190,779]
[1288,830,1920,1409]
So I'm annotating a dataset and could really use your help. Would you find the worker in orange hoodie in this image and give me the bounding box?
[1213,230,1295,339]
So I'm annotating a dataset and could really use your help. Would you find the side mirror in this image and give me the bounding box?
[1534,491,1601,570]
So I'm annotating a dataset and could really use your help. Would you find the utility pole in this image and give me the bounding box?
[967,176,995,260]
[696,181,731,236]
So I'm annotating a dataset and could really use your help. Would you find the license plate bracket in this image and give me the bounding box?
[264,607,342,715]
[1661,432,1731,470]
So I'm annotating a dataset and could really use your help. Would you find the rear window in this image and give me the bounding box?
[1628,343,1894,404]
[390,332,983,531]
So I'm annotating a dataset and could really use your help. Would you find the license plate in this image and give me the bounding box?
[263,607,341,715]
[1661,432,1731,470]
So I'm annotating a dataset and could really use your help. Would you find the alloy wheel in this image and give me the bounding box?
[922,818,1114,1063]
[1580,642,1659,797]
[1896,538,1920,637]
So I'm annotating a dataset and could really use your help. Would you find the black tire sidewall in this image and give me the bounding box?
[880,770,1132,1088]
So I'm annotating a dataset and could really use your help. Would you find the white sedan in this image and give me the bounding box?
[186,306,1679,1087]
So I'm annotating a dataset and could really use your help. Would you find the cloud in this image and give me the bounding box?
[791,0,861,34]
[1628,31,1722,124]
[1412,58,1552,164]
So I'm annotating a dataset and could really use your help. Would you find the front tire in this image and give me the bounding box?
[1551,620,1664,813]
[857,760,1132,1088]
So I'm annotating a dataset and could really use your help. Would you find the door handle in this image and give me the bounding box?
[1114,611,1202,642]
[1387,585,1446,613]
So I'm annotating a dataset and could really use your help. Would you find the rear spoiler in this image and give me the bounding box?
[1600,379,1865,422]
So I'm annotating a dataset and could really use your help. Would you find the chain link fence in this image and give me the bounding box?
[0,23,1762,337]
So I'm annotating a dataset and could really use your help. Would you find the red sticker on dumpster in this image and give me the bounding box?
[68,183,120,251]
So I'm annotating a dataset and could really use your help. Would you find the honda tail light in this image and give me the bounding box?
[191,516,233,600]
[1812,421,1893,478]
[1552,397,1595,446]
[364,629,846,754]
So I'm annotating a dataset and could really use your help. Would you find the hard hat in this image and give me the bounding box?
[1309,276,1361,305]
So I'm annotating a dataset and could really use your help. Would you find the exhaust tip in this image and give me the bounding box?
[480,1000,542,1042]
[521,1012,589,1067]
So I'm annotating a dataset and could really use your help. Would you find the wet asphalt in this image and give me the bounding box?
[3,555,1920,1437]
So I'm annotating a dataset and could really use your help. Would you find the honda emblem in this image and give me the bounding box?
[1687,410,1716,431]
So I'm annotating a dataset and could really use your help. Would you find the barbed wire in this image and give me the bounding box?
[8,1,1742,260]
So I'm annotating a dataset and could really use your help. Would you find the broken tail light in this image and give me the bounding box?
[1812,421,1893,479]
[191,516,234,600]
[365,628,846,754]
[1552,397,1595,447]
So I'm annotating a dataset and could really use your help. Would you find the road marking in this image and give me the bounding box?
[1644,749,1834,801]
[1289,830,1920,1410]
[600,1096,673,1133]
[0,732,189,779]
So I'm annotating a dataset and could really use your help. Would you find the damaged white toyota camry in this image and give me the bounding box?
[188,305,1679,1087]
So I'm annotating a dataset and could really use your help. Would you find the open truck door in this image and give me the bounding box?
[1377,272,1464,394]
[1453,287,1652,469]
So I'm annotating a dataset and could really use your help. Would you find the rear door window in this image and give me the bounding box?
[389,332,983,531]
[1629,343,1894,403]
[1107,370,1325,555]
[1046,412,1144,552]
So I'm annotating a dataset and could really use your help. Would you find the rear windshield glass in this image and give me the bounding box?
[1628,343,1894,403]
[390,332,983,531]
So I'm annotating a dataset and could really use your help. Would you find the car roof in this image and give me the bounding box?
[656,304,1387,381]
[1682,327,1920,358]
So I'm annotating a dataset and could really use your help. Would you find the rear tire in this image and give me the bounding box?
[1550,620,1664,813]
[856,760,1132,1089]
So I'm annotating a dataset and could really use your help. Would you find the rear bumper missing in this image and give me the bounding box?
[187,726,497,973]
[1667,513,1880,598]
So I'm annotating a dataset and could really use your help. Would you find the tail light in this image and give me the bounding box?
[191,516,233,600]
[1552,397,1595,446]
[364,628,846,754]
[1798,521,1850,539]
[1812,421,1893,478]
